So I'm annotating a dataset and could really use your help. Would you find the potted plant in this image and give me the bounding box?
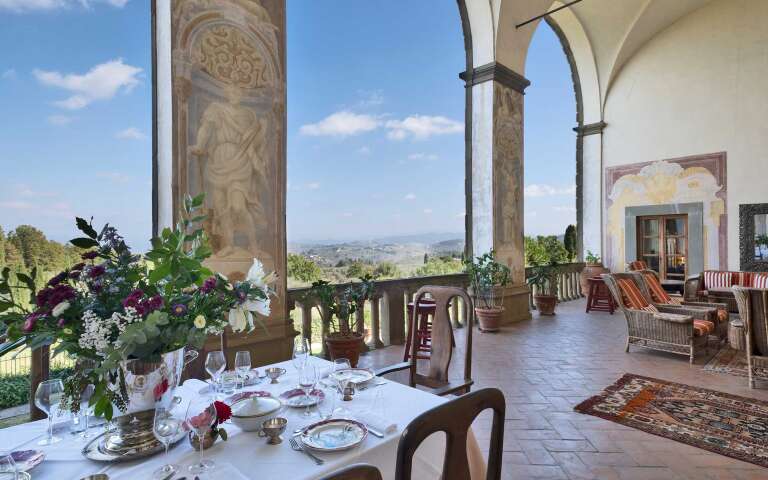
[527,263,559,315]
[580,250,608,295]
[307,275,375,367]
[464,251,510,332]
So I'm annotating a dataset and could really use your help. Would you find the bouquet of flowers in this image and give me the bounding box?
[0,194,275,420]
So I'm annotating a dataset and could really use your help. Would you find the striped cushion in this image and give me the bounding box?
[617,278,651,309]
[668,295,683,305]
[754,274,768,289]
[693,320,715,337]
[704,271,733,289]
[737,272,753,287]
[640,304,659,313]
[642,271,673,304]
[628,260,648,271]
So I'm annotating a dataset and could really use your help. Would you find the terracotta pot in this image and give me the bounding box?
[475,307,504,332]
[325,333,364,367]
[189,428,218,450]
[580,263,608,295]
[534,295,557,316]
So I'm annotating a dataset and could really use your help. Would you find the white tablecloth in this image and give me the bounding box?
[0,359,485,479]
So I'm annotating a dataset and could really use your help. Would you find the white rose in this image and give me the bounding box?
[52,301,70,317]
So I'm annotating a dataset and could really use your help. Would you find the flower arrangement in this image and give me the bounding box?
[0,194,274,419]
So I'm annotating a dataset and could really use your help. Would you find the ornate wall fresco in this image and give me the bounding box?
[604,152,727,272]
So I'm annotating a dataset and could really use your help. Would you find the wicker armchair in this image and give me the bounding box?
[733,287,768,388]
[603,273,708,364]
[632,271,728,341]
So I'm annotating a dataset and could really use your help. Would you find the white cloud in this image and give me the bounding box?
[553,205,576,213]
[300,111,380,137]
[423,208,433,215]
[357,146,371,155]
[97,171,131,183]
[404,193,416,201]
[385,115,462,141]
[407,153,438,161]
[524,184,576,197]
[47,114,74,125]
[14,184,58,197]
[307,182,320,190]
[0,199,73,218]
[0,0,128,12]
[1,68,16,79]
[116,127,146,140]
[34,58,142,110]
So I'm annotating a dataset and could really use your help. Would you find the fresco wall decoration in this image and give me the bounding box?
[604,152,727,272]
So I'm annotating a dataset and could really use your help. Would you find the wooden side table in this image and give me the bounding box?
[729,318,746,351]
[586,277,615,314]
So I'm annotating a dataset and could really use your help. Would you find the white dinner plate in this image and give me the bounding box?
[299,418,367,452]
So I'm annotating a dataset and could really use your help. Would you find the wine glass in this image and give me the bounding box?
[292,338,310,372]
[316,385,336,421]
[78,384,95,440]
[330,358,352,416]
[34,379,64,445]
[234,351,251,391]
[185,400,217,474]
[298,364,318,417]
[152,407,182,479]
[0,452,17,480]
[205,351,227,396]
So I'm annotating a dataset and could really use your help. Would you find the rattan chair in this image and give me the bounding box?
[733,287,768,388]
[603,273,707,363]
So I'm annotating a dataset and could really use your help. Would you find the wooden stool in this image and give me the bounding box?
[404,300,436,361]
[586,277,615,314]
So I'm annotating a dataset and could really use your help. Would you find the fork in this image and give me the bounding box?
[289,437,324,465]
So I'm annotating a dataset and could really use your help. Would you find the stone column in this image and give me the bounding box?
[574,121,605,260]
[461,62,531,324]
[166,0,294,372]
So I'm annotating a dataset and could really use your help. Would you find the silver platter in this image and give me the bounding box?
[82,429,187,463]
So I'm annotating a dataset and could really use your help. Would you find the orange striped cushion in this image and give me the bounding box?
[754,274,768,289]
[642,271,673,304]
[704,271,732,289]
[617,278,650,309]
[628,260,648,271]
[693,320,715,337]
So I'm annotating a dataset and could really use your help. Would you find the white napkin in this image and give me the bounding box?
[181,378,210,395]
[364,412,397,434]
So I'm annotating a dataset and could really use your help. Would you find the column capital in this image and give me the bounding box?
[459,61,531,94]
[573,121,606,136]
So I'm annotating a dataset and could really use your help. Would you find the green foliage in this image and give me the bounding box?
[415,256,463,277]
[525,235,570,267]
[0,367,74,410]
[585,250,601,264]
[464,251,510,309]
[372,261,401,279]
[287,254,322,284]
[527,265,559,297]
[756,234,768,248]
[345,260,374,279]
[306,276,375,336]
[564,225,577,261]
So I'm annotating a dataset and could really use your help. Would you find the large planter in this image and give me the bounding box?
[325,333,364,367]
[580,263,608,295]
[533,294,557,315]
[475,307,504,332]
[96,347,198,460]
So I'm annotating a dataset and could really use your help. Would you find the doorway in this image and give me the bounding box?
[637,215,688,280]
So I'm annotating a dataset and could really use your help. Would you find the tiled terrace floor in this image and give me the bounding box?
[361,298,768,480]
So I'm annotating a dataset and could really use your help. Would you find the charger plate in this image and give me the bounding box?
[299,418,367,452]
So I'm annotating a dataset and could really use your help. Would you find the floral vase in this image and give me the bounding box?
[189,428,218,450]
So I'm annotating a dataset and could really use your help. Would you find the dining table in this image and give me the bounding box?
[0,358,487,479]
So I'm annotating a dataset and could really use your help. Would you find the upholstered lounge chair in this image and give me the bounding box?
[603,273,709,364]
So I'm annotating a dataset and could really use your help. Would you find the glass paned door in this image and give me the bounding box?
[637,215,688,280]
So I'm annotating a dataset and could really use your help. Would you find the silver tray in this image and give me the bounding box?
[82,428,186,463]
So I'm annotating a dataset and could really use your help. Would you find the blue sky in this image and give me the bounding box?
[0,0,576,250]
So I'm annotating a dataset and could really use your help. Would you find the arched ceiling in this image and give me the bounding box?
[475,0,717,113]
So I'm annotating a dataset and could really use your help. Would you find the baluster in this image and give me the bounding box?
[367,296,384,349]
[319,304,329,359]
[356,300,369,352]
[299,301,313,353]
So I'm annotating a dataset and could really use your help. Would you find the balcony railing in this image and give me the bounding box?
[526,262,585,309]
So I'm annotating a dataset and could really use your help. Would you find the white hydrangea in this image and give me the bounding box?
[79,307,143,356]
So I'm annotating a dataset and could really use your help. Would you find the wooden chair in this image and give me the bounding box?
[376,286,473,396]
[395,387,505,480]
[320,464,382,480]
[733,287,768,388]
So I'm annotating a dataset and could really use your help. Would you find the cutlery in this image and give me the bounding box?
[357,381,387,391]
[161,471,176,480]
[289,437,324,465]
[365,425,384,438]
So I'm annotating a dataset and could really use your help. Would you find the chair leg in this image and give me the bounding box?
[625,337,630,352]
[689,342,694,364]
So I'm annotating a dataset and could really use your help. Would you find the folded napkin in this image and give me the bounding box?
[363,412,397,434]
[181,378,211,397]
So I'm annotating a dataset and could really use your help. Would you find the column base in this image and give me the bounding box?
[498,284,532,324]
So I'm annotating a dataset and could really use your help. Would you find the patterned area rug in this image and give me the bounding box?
[703,346,749,377]
[575,373,768,468]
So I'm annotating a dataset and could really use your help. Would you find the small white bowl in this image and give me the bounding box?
[230,395,283,432]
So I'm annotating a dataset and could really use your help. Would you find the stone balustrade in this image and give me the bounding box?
[526,262,585,309]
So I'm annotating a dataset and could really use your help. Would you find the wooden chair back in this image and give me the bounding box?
[395,387,505,480]
[734,286,768,356]
[320,464,382,480]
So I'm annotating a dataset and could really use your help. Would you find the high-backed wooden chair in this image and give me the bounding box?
[733,287,768,388]
[395,387,505,480]
[320,464,382,480]
[376,286,473,396]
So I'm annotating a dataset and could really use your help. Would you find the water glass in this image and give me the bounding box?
[205,350,227,395]
[234,350,251,390]
[34,379,64,445]
[292,338,310,372]
[219,371,237,395]
[185,400,217,474]
[72,384,95,439]
[316,386,336,421]
[298,364,318,417]
[152,407,182,479]
[0,452,17,480]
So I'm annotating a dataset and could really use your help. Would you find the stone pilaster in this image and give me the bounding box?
[462,62,531,324]
[168,0,294,371]
[574,121,605,260]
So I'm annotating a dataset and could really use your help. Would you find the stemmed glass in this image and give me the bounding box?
[234,351,251,391]
[298,364,318,417]
[316,385,336,421]
[152,407,182,479]
[34,379,64,445]
[185,400,217,474]
[330,358,352,417]
[292,338,310,372]
[205,351,227,396]
[78,384,95,440]
[0,452,17,480]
